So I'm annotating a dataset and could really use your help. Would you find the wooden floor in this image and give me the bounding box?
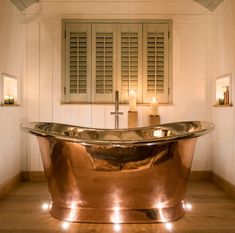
[0,181,235,233]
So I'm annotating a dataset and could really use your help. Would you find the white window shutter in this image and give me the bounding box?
[143,24,169,103]
[65,23,91,102]
[117,24,142,103]
[92,24,116,103]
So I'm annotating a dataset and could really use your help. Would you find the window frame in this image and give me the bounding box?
[61,19,172,104]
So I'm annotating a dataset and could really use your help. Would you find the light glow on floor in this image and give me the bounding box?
[113,223,121,232]
[61,222,70,230]
[185,203,192,210]
[165,222,173,231]
[41,202,50,211]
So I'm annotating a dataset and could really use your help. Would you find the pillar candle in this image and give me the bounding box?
[129,90,137,111]
[150,97,158,115]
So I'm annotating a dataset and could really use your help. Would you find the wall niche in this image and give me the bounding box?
[0,73,19,107]
[215,74,232,107]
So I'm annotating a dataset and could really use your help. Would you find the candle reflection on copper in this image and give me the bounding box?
[153,129,163,138]
[67,201,78,221]
[154,202,167,222]
[111,206,122,224]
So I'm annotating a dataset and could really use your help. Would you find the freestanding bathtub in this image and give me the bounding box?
[21,121,214,223]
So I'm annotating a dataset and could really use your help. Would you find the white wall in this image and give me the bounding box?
[212,0,235,184]
[22,0,213,171]
[0,0,24,184]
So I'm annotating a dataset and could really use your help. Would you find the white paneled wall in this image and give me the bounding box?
[212,0,235,185]
[0,0,23,184]
[23,2,213,172]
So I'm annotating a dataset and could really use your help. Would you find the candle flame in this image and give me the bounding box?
[152,97,157,103]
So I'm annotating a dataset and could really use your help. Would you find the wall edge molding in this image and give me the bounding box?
[0,173,22,199]
[21,171,47,182]
[212,172,235,200]
[189,170,212,181]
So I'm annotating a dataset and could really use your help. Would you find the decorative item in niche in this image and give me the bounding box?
[0,73,18,106]
[215,74,232,106]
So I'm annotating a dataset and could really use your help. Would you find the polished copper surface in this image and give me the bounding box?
[21,121,214,223]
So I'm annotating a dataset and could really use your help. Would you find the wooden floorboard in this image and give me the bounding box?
[0,181,235,232]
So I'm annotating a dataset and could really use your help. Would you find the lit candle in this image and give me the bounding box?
[150,97,158,115]
[4,95,10,104]
[9,96,14,104]
[129,90,136,112]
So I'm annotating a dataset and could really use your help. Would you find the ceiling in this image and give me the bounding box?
[9,0,39,11]
[193,0,224,11]
[10,0,224,12]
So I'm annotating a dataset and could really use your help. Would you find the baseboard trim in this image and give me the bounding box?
[212,173,235,200]
[21,171,46,182]
[189,170,212,181]
[0,173,21,199]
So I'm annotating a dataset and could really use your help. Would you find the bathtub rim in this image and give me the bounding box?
[21,121,215,146]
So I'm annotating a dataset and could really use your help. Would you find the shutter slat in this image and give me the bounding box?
[95,32,113,94]
[69,31,87,94]
[121,32,139,95]
[147,32,165,94]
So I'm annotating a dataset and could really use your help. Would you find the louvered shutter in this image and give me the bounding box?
[64,23,91,102]
[117,24,142,103]
[143,24,169,103]
[92,24,116,103]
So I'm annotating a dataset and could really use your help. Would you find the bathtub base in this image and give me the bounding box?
[50,202,185,223]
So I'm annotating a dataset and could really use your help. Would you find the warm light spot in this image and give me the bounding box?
[154,202,167,222]
[165,222,173,231]
[114,223,121,232]
[70,201,77,210]
[185,203,192,210]
[153,129,163,138]
[154,202,164,209]
[41,202,49,211]
[111,206,122,224]
[62,222,70,230]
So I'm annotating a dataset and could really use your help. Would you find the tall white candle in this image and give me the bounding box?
[129,90,137,111]
[150,97,158,115]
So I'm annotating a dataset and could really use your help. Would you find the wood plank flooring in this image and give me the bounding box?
[0,181,235,233]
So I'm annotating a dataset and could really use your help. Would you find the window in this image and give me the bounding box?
[62,20,172,104]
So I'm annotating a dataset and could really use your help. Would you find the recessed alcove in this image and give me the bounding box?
[0,73,19,106]
[214,74,232,107]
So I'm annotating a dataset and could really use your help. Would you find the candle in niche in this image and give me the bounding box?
[4,96,10,104]
[9,96,14,104]
[129,90,137,112]
[150,97,158,115]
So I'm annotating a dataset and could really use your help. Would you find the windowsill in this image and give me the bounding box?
[61,102,174,106]
[1,104,20,107]
[213,104,233,107]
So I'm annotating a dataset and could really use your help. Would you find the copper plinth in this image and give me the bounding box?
[21,121,214,223]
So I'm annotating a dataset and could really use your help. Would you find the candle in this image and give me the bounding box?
[129,90,136,111]
[4,95,10,104]
[9,96,14,104]
[150,97,158,115]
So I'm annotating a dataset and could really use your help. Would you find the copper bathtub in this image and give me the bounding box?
[21,121,214,223]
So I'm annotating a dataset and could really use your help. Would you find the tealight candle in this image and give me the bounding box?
[9,96,14,104]
[129,90,137,112]
[150,97,158,115]
[4,95,10,104]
